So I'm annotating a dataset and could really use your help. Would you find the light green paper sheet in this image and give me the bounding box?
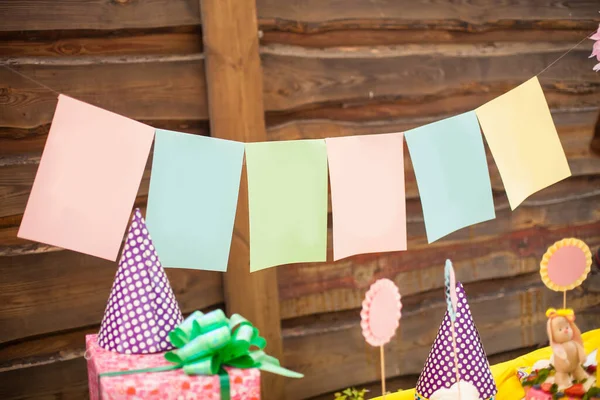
[245,140,328,271]
[146,129,244,271]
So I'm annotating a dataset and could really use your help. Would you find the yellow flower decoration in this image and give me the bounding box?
[540,238,591,292]
[545,308,574,319]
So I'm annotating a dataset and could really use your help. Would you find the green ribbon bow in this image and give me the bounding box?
[99,310,303,400]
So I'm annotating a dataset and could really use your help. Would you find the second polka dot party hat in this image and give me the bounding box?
[415,282,497,400]
[97,209,183,354]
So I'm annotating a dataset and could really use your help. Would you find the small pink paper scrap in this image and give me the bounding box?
[360,278,402,347]
[18,95,155,261]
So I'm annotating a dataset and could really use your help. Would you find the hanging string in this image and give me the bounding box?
[1,29,597,102]
[536,31,597,76]
[0,63,60,96]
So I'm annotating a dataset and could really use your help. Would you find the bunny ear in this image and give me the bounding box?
[571,321,584,347]
[444,260,458,322]
[546,318,553,345]
[546,308,557,318]
[547,318,568,361]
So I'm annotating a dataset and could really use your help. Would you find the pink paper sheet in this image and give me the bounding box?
[326,133,407,261]
[18,95,154,260]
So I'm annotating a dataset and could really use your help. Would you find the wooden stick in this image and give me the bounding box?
[563,290,567,309]
[380,345,386,399]
[451,322,461,399]
[200,0,284,398]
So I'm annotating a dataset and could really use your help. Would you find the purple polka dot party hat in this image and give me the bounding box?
[97,208,183,354]
[415,283,497,400]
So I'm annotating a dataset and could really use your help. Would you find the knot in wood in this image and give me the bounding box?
[0,87,11,103]
[353,264,374,288]
[56,42,83,56]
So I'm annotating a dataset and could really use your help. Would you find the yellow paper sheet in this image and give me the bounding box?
[475,77,571,210]
[369,328,600,400]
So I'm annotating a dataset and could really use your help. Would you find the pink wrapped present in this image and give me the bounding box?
[86,211,302,399]
[86,334,261,400]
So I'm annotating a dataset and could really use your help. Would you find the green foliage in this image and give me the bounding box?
[521,367,551,387]
[582,386,600,400]
[334,387,369,400]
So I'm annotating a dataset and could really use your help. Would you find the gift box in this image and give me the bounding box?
[86,209,302,399]
[86,334,260,400]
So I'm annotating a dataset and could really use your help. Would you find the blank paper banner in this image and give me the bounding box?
[405,111,496,243]
[245,140,328,272]
[326,133,407,261]
[18,95,155,260]
[476,77,571,209]
[146,130,245,271]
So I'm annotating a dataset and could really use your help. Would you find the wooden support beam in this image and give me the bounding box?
[199,1,285,399]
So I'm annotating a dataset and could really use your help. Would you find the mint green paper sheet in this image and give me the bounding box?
[146,129,244,271]
[404,111,496,243]
[245,140,328,271]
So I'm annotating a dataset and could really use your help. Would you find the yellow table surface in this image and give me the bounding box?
[371,329,600,400]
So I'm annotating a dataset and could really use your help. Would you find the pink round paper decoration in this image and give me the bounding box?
[360,279,402,347]
[540,238,592,291]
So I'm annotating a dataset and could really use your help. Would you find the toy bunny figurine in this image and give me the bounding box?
[546,308,588,388]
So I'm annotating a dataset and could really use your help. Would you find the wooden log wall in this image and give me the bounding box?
[1,1,600,399]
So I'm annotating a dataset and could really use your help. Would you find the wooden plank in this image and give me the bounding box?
[261,29,597,48]
[0,0,598,32]
[0,357,89,400]
[1,44,599,131]
[199,0,284,398]
[0,0,202,32]
[0,328,97,372]
[0,28,595,60]
[0,250,223,344]
[266,94,598,125]
[281,274,600,399]
[256,0,600,33]
[0,28,202,58]
[1,30,595,59]
[1,27,596,59]
[1,111,598,222]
